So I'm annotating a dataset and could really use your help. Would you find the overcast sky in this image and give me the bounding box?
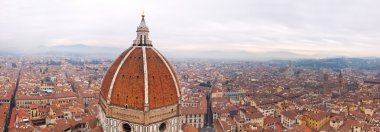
[1,0,380,58]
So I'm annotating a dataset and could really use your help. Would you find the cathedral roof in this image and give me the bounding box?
[99,13,180,111]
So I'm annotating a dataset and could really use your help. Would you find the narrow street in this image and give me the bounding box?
[4,68,21,132]
[200,79,216,132]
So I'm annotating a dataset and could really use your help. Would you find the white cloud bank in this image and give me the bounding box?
[1,0,380,58]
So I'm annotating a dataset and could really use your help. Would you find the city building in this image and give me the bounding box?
[280,110,300,129]
[302,111,330,131]
[181,94,207,129]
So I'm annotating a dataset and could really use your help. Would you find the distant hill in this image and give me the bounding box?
[0,44,378,63]
[35,44,124,57]
[294,57,380,70]
[2,44,325,60]
[0,50,18,56]
[162,50,332,61]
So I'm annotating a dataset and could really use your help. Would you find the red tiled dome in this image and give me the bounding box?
[99,14,180,111]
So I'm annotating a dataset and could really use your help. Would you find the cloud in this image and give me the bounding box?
[0,0,380,58]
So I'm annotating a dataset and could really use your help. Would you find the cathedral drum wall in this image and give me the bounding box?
[144,104,179,124]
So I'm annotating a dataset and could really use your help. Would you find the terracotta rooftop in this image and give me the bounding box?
[305,111,330,121]
[281,110,300,120]
[182,123,198,132]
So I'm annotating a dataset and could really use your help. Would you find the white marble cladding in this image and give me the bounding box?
[98,105,183,132]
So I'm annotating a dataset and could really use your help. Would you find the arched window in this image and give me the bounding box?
[123,123,132,132]
[159,122,167,132]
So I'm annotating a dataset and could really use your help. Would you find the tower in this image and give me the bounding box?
[338,70,344,95]
[98,13,182,132]
[286,60,294,78]
[323,73,329,93]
